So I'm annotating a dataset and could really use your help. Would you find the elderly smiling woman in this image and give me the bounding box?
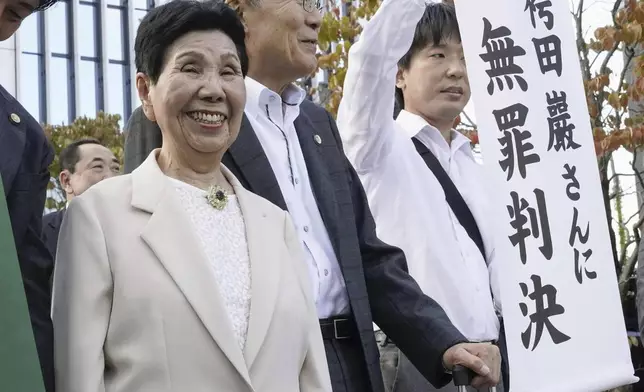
[51,1,331,391]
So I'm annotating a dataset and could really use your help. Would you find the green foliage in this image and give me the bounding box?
[43,112,124,211]
[316,0,381,116]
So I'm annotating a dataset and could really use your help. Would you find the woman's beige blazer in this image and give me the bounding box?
[52,150,331,392]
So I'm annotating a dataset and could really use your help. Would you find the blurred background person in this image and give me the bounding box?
[52,1,331,391]
[1,0,60,390]
[42,138,120,261]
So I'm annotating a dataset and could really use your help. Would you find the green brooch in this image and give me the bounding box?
[205,185,228,210]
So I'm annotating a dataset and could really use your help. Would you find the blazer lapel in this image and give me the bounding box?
[224,168,281,368]
[132,152,252,387]
[226,115,288,210]
[0,87,27,194]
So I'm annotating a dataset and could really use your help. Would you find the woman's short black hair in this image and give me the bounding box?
[394,2,461,112]
[134,0,248,83]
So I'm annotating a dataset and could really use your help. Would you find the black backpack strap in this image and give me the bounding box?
[412,137,486,260]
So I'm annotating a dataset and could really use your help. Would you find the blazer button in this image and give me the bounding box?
[9,113,21,125]
[314,134,322,145]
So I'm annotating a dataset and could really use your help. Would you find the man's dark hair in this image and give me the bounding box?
[394,2,461,113]
[134,0,248,83]
[59,138,102,173]
[36,0,59,11]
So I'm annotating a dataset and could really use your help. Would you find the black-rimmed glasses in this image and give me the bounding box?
[301,0,323,12]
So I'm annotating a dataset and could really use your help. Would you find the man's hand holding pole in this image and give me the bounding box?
[443,342,501,389]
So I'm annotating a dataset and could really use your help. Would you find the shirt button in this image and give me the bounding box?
[324,269,329,276]
[294,178,299,184]
[304,226,309,232]
[269,95,276,102]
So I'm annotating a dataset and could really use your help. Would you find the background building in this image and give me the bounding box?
[0,0,330,129]
[0,0,156,128]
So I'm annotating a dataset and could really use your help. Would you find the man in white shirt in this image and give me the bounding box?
[337,1,507,391]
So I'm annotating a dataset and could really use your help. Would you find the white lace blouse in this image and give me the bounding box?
[169,177,251,351]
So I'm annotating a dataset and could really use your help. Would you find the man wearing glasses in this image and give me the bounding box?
[123,0,501,390]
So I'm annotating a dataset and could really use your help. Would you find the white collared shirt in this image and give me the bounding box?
[337,0,500,341]
[244,77,350,319]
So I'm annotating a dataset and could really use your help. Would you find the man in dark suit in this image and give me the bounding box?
[125,0,501,390]
[42,138,119,259]
[1,0,60,390]
[41,210,63,259]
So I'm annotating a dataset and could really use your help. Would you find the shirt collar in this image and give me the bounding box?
[396,109,472,154]
[244,77,306,119]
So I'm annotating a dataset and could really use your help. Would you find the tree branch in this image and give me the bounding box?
[589,50,602,69]
[575,0,592,83]
[619,247,638,298]
[612,0,624,21]
[614,47,635,125]
[608,172,637,183]
[590,0,625,130]
[597,44,620,108]
[619,238,637,264]
[624,203,644,225]
[460,110,477,129]
[632,149,644,200]
[620,184,644,298]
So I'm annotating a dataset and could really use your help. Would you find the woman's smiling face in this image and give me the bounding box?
[138,29,246,159]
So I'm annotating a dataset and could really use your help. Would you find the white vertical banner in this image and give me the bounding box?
[454,1,638,391]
